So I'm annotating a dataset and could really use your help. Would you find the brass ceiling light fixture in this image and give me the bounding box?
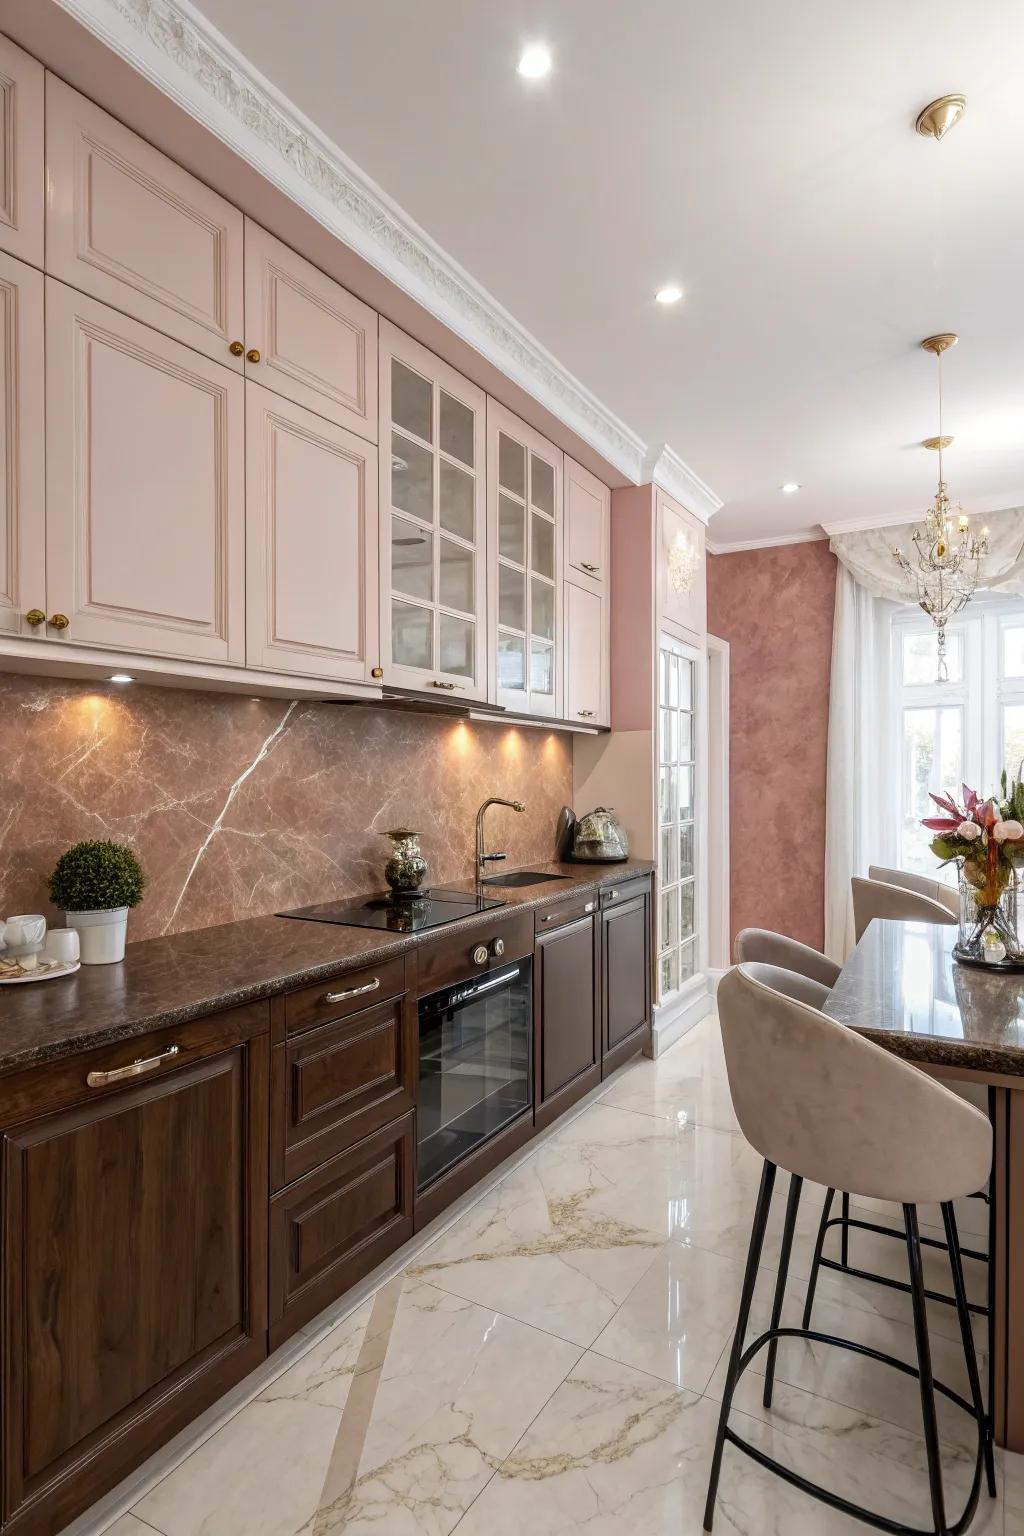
[916,93,967,140]
[892,335,989,682]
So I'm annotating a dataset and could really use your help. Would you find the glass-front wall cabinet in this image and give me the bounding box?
[379,322,488,699]
[658,637,700,998]
[488,401,562,718]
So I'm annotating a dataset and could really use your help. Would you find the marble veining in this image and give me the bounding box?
[0,674,571,942]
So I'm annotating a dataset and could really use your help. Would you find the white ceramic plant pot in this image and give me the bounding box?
[65,907,129,965]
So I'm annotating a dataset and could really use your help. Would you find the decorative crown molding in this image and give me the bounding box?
[643,444,722,525]
[55,0,713,492]
[706,528,827,554]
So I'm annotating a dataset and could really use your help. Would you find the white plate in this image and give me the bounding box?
[0,960,80,985]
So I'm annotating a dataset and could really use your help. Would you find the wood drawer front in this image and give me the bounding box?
[283,955,407,1037]
[535,891,598,933]
[269,1114,414,1342]
[46,78,244,369]
[415,911,533,995]
[272,995,415,1189]
[599,875,652,910]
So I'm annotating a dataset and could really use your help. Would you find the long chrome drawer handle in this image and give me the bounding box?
[87,1044,180,1088]
[323,977,380,1004]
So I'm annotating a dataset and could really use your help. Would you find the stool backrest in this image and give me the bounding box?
[868,865,960,919]
[851,876,958,943]
[717,963,991,1205]
[734,928,840,988]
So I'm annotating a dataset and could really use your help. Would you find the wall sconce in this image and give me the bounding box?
[668,529,700,594]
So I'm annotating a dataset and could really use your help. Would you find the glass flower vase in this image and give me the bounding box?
[383,828,427,894]
[956,869,1020,963]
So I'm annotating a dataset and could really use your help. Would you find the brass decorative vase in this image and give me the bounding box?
[383,828,427,895]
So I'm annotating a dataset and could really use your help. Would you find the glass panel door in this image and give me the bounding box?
[494,419,560,715]
[659,640,699,998]
[383,330,485,696]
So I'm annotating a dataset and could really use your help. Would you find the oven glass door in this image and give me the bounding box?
[417,956,533,1189]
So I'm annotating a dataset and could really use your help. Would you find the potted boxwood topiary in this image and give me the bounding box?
[48,840,146,964]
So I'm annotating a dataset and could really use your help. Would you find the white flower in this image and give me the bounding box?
[957,820,982,841]
[993,820,1024,842]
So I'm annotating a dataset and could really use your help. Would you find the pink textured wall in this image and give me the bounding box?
[707,541,837,951]
[0,675,572,940]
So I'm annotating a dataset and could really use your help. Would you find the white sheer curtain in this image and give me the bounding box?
[823,568,900,960]
[824,508,1024,960]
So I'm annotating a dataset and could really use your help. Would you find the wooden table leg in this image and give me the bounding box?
[992,1085,1024,1451]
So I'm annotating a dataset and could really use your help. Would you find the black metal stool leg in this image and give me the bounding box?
[841,1190,851,1267]
[703,1160,777,1533]
[942,1201,996,1500]
[764,1173,802,1409]
[801,1186,834,1330]
[904,1203,949,1535]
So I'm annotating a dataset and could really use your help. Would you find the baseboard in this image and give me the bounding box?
[649,974,713,1057]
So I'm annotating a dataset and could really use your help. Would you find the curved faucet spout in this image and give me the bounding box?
[475,797,526,880]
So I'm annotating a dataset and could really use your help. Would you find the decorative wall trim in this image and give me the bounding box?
[707,528,828,555]
[643,443,722,524]
[51,0,721,502]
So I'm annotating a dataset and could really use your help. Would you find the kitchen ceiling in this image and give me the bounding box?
[194,0,1024,546]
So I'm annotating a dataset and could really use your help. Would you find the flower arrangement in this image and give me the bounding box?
[923,774,1024,959]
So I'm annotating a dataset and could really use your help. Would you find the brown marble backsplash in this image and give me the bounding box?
[1,675,572,940]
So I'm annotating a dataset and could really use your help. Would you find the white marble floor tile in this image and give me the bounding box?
[451,1352,1000,1536]
[600,1023,740,1134]
[590,1241,777,1395]
[134,1279,579,1536]
[407,1104,701,1344]
[104,1518,164,1536]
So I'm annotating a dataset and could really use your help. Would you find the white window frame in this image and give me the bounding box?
[657,634,707,1004]
[892,596,1024,878]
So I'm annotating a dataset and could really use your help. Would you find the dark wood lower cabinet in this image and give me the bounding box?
[601,886,653,1073]
[0,874,652,1534]
[535,912,599,1130]
[269,1112,414,1348]
[0,1006,269,1535]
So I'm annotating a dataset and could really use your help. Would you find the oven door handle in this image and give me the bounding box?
[468,966,521,996]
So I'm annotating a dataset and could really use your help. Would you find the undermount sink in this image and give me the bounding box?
[481,870,570,888]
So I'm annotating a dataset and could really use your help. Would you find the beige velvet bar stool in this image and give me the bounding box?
[868,864,961,919]
[852,875,959,943]
[734,927,841,990]
[704,964,995,1535]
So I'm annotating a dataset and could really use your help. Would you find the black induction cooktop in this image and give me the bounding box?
[278,887,507,933]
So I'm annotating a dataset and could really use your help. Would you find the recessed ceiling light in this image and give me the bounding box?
[780,483,801,494]
[655,284,683,305]
[517,44,551,79]
[109,672,134,684]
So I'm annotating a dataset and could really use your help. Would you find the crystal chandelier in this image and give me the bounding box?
[892,333,988,681]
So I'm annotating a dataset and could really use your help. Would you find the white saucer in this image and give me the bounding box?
[0,959,81,985]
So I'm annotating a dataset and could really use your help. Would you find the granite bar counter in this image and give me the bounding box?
[824,917,1024,1077]
[0,860,654,1075]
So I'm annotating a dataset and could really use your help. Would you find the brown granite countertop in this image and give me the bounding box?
[0,861,653,1075]
[824,917,1024,1078]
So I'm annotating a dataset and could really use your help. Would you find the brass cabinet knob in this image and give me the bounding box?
[246,348,261,364]
[24,608,45,628]
[229,340,245,357]
[371,666,383,679]
[48,613,70,631]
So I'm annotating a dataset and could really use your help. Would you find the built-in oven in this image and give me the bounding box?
[417,955,533,1189]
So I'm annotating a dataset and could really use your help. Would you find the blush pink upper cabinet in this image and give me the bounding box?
[45,279,245,662]
[0,252,44,635]
[565,456,609,586]
[487,400,563,718]
[564,581,607,727]
[243,220,377,441]
[45,77,244,371]
[246,382,378,680]
[379,321,488,700]
[0,37,43,268]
